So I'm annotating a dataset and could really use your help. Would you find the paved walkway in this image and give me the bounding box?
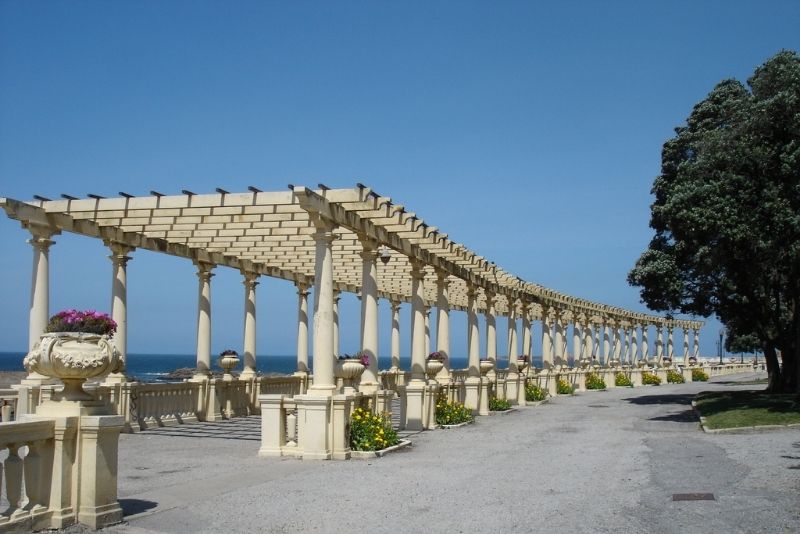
[95,373,798,534]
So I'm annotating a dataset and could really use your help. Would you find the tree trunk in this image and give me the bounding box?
[763,342,783,392]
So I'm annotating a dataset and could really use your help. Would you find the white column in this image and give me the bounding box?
[359,240,379,391]
[521,304,532,358]
[390,300,402,371]
[424,307,431,358]
[584,322,594,361]
[332,290,341,359]
[464,284,482,413]
[26,225,57,352]
[309,219,337,394]
[591,323,600,359]
[572,321,582,365]
[623,327,631,364]
[485,293,497,370]
[194,261,215,378]
[683,328,690,365]
[241,271,258,378]
[404,259,427,431]
[106,241,134,381]
[409,261,427,381]
[641,325,650,361]
[506,302,517,368]
[613,323,622,361]
[667,326,674,361]
[656,326,664,361]
[554,312,565,365]
[295,283,310,374]
[630,325,639,364]
[542,311,553,368]
[602,322,611,364]
[435,272,450,375]
[692,328,700,359]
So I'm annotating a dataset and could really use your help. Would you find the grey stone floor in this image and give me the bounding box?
[82,373,799,533]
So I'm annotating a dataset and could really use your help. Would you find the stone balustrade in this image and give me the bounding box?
[0,390,18,422]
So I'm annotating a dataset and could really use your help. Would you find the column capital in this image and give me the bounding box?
[333,289,342,303]
[296,281,310,296]
[390,300,402,312]
[435,268,450,285]
[409,259,427,280]
[194,260,215,280]
[22,221,60,242]
[242,270,260,287]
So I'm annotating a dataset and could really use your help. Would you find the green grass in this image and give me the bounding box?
[694,390,800,429]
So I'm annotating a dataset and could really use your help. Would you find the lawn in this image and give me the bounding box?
[694,390,800,429]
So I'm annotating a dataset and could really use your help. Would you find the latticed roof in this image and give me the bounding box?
[0,184,701,329]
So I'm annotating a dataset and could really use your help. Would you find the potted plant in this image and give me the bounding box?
[688,356,698,366]
[335,352,368,380]
[218,349,240,378]
[426,351,445,378]
[23,309,120,401]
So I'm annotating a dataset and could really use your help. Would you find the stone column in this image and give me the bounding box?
[424,307,432,358]
[240,271,259,379]
[613,322,622,362]
[602,322,611,365]
[592,322,600,359]
[656,325,664,362]
[405,260,427,430]
[295,283,310,374]
[584,321,594,362]
[542,311,553,368]
[332,290,341,358]
[485,292,497,373]
[572,321,582,365]
[390,300,402,371]
[26,225,57,351]
[106,241,134,383]
[630,325,639,365]
[683,328,690,365]
[435,272,450,376]
[309,219,337,394]
[667,326,674,362]
[505,299,520,404]
[554,312,565,366]
[359,239,379,393]
[193,261,215,378]
[521,304,532,358]
[641,325,650,361]
[692,328,700,359]
[464,284,482,413]
[623,326,631,365]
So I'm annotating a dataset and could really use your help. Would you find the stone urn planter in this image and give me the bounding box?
[661,358,672,367]
[218,350,240,379]
[578,358,591,369]
[24,332,120,401]
[479,360,493,376]
[334,359,366,380]
[608,359,621,368]
[516,358,529,373]
[426,359,444,379]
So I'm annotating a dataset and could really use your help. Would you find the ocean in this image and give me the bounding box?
[0,351,543,382]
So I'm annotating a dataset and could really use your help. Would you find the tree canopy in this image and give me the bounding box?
[628,50,800,393]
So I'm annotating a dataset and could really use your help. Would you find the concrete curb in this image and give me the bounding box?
[691,399,800,434]
[488,407,517,416]
[441,420,474,429]
[350,439,412,459]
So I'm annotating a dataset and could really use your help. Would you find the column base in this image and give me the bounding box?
[505,371,519,404]
[478,377,489,416]
[404,380,426,431]
[464,376,481,414]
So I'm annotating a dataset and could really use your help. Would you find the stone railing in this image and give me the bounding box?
[131,382,200,430]
[0,419,55,532]
[0,389,18,422]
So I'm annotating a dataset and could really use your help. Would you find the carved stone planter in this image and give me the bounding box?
[24,332,120,401]
[219,353,240,379]
[516,359,529,373]
[479,360,493,376]
[425,359,444,379]
[334,359,366,380]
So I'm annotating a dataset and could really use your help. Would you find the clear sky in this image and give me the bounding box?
[1,1,798,362]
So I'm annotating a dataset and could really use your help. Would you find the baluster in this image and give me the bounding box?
[4,444,24,517]
[24,440,45,513]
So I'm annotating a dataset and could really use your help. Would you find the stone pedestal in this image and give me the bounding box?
[505,371,519,404]
[404,380,426,431]
[331,394,353,460]
[464,376,481,414]
[258,394,286,457]
[478,377,489,416]
[295,394,332,460]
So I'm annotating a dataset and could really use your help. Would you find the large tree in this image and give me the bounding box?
[628,50,800,393]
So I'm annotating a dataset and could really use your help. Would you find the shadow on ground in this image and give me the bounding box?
[120,498,158,516]
[622,393,694,406]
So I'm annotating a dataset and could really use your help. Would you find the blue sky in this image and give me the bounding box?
[1,1,798,362]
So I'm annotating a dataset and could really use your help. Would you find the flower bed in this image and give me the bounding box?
[489,396,512,411]
[691,368,709,382]
[666,369,685,383]
[435,395,473,426]
[585,372,606,390]
[615,372,633,387]
[556,378,574,395]
[641,371,662,385]
[349,407,399,452]
[525,383,548,402]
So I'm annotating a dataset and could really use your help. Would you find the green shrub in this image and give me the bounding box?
[692,368,709,382]
[615,372,633,387]
[642,371,662,385]
[525,383,548,402]
[585,372,606,390]
[556,378,574,395]
[667,370,685,384]
[349,407,399,451]
[435,395,474,425]
[489,396,512,411]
